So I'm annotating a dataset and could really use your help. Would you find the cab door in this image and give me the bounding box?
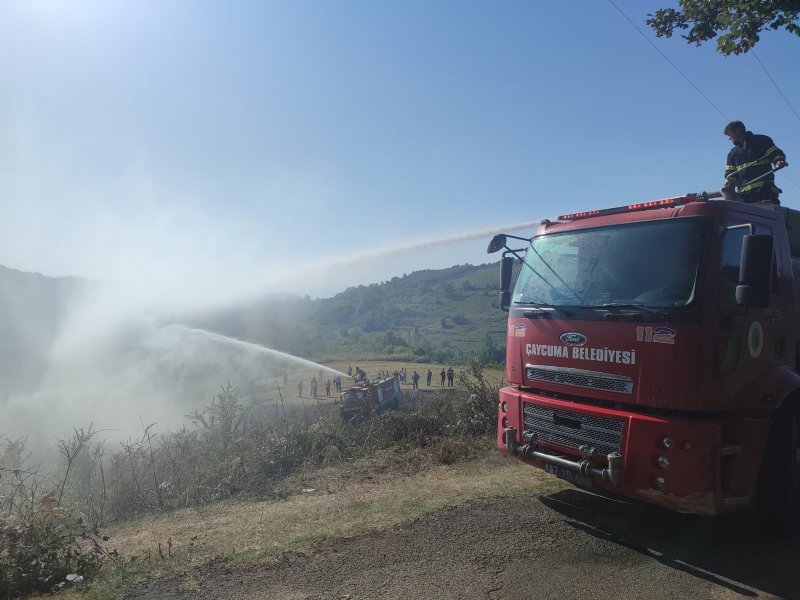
[712,218,784,407]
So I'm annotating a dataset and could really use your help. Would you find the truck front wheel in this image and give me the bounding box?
[754,409,800,535]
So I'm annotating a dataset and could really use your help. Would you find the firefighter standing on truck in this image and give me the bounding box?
[722,120,787,204]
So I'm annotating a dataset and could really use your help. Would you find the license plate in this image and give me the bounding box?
[544,463,593,489]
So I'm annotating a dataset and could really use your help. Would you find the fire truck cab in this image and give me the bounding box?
[490,194,800,529]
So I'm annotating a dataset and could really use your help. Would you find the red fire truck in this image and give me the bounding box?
[489,193,800,529]
[339,376,403,420]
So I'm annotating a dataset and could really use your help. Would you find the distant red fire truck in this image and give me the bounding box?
[489,193,800,530]
[339,376,403,420]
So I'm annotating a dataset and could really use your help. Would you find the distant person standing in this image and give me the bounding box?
[325,379,331,397]
[297,381,303,397]
[447,367,454,387]
[348,365,353,376]
[426,369,432,386]
[311,378,318,399]
[440,369,446,387]
[412,370,420,389]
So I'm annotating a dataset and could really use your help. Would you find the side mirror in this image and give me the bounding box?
[499,256,513,310]
[487,234,507,254]
[736,234,773,308]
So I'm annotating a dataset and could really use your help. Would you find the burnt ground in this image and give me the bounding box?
[127,487,800,600]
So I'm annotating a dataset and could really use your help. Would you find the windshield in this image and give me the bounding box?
[513,219,703,308]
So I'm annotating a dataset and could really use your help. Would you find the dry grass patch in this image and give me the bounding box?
[261,359,496,411]
[106,451,564,568]
[262,360,504,415]
[330,360,505,387]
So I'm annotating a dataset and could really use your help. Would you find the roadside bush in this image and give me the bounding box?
[0,512,105,599]
[0,361,506,597]
[453,361,500,436]
[429,436,472,465]
[7,368,503,545]
[0,437,109,599]
[367,410,446,449]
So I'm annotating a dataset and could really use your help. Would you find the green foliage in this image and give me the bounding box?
[0,513,105,599]
[0,435,109,599]
[441,281,459,300]
[20,382,500,519]
[383,331,408,348]
[475,333,504,367]
[368,410,446,448]
[191,261,508,364]
[453,362,502,436]
[647,1,800,54]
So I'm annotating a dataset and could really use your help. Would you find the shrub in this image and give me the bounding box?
[0,436,109,599]
[453,362,500,436]
[2,367,503,580]
[0,512,105,599]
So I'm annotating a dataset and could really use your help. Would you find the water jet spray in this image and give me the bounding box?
[171,325,349,378]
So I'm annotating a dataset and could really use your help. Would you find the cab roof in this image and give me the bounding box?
[542,196,800,257]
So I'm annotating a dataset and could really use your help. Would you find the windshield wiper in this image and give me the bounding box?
[515,302,574,317]
[581,303,669,322]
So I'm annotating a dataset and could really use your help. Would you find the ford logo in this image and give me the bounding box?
[559,332,587,346]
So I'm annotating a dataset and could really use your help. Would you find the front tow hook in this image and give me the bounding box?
[504,426,523,456]
[504,426,623,487]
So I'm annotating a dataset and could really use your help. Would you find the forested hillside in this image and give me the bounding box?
[189,261,509,365]
[0,260,508,398]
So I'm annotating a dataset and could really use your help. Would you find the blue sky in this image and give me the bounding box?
[2,0,799,302]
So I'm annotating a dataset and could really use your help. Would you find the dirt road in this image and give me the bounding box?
[128,488,800,599]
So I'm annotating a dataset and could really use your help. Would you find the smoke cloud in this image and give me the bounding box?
[1,220,536,460]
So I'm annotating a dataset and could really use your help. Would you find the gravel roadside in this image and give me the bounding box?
[127,487,799,599]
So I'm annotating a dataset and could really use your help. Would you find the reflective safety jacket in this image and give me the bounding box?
[725,131,786,203]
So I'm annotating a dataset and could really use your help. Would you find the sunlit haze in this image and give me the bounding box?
[4,1,798,298]
[2,0,799,447]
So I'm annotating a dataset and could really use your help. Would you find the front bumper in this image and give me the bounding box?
[498,387,723,515]
[503,425,623,486]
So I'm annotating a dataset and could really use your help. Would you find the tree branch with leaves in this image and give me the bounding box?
[647,1,800,55]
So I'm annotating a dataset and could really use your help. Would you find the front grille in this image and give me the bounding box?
[526,364,634,394]
[523,403,624,455]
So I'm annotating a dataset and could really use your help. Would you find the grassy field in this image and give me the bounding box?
[250,359,505,413]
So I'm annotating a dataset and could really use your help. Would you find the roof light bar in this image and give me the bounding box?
[558,194,704,221]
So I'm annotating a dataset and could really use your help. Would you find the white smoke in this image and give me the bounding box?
[1,220,537,458]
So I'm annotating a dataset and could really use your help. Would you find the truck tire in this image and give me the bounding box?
[754,409,800,535]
